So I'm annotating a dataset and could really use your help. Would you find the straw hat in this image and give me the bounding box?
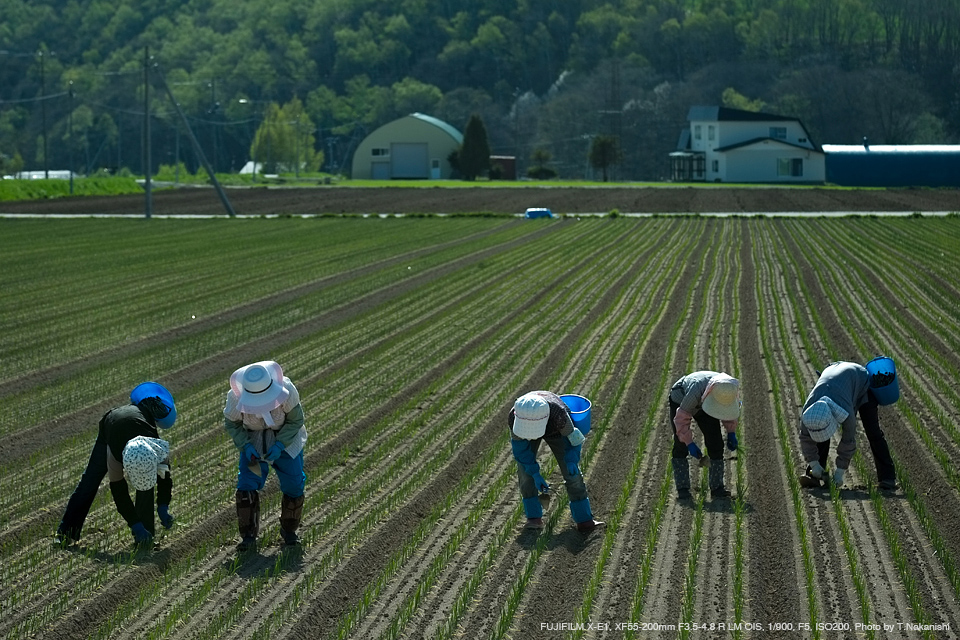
[122,436,170,491]
[230,361,290,415]
[512,393,550,440]
[130,382,177,429]
[702,374,741,421]
[801,397,849,442]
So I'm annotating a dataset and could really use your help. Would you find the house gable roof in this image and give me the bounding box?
[716,137,825,154]
[687,106,797,123]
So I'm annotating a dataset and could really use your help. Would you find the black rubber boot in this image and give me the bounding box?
[236,490,260,551]
[709,459,731,498]
[280,494,304,546]
[672,457,691,498]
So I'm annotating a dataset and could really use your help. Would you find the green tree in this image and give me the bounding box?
[250,98,323,175]
[589,135,622,182]
[458,114,491,181]
[527,148,556,179]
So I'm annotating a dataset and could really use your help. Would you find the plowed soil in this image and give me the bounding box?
[2,193,959,640]
[3,184,958,215]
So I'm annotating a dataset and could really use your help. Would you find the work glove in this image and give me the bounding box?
[833,468,846,487]
[726,432,738,451]
[242,443,259,463]
[809,461,824,479]
[532,473,550,494]
[130,522,153,544]
[687,442,703,459]
[264,442,285,462]
[157,504,175,529]
[567,428,586,447]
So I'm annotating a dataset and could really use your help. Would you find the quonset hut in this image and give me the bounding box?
[822,142,960,187]
[351,113,463,180]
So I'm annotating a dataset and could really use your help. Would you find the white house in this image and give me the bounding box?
[670,106,825,184]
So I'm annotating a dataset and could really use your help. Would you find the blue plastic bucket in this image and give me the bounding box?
[560,394,591,435]
[865,356,899,405]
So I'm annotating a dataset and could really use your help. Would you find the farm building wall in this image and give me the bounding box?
[352,114,463,180]
[822,145,960,187]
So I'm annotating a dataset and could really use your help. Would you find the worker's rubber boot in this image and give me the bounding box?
[522,496,544,529]
[570,498,604,533]
[709,459,731,498]
[236,490,260,551]
[280,493,304,546]
[672,457,692,499]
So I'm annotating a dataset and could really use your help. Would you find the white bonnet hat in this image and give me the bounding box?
[230,361,290,415]
[512,393,550,440]
[123,436,170,491]
[801,397,849,442]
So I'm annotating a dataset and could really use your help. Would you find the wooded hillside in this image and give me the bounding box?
[1,0,958,180]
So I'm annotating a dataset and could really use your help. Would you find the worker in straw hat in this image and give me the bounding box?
[55,382,177,547]
[669,371,741,499]
[509,391,603,533]
[224,361,307,551]
[798,360,898,490]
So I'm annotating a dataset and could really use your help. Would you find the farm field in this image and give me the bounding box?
[1,212,959,640]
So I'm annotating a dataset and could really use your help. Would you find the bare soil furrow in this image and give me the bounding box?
[741,220,807,627]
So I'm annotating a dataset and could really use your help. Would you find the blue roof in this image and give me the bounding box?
[409,113,463,144]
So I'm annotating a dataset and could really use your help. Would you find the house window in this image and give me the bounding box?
[708,125,715,141]
[694,125,702,141]
[711,159,719,172]
[770,127,787,140]
[777,158,803,177]
[372,148,390,156]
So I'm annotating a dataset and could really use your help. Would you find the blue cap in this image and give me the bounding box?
[130,382,177,429]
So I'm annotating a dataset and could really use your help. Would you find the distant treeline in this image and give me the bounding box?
[1,0,957,180]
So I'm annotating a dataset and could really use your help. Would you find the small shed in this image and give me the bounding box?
[822,143,960,187]
[352,113,462,180]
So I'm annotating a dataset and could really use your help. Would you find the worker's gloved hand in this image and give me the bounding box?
[264,442,285,462]
[157,504,175,529]
[242,443,259,463]
[809,461,824,479]
[687,442,703,459]
[532,473,550,494]
[833,468,846,487]
[567,428,586,447]
[130,522,153,544]
[726,432,738,451]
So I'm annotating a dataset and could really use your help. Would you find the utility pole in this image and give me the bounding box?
[39,50,48,179]
[155,62,236,216]
[144,46,152,219]
[68,81,74,194]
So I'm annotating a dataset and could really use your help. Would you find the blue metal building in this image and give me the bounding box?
[822,143,960,187]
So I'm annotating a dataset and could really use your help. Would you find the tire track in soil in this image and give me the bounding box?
[498,225,714,638]
[777,220,960,631]
[279,223,664,640]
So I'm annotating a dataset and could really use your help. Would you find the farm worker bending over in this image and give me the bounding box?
[509,391,603,533]
[798,360,898,490]
[224,361,307,551]
[55,382,177,547]
[669,371,741,499]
